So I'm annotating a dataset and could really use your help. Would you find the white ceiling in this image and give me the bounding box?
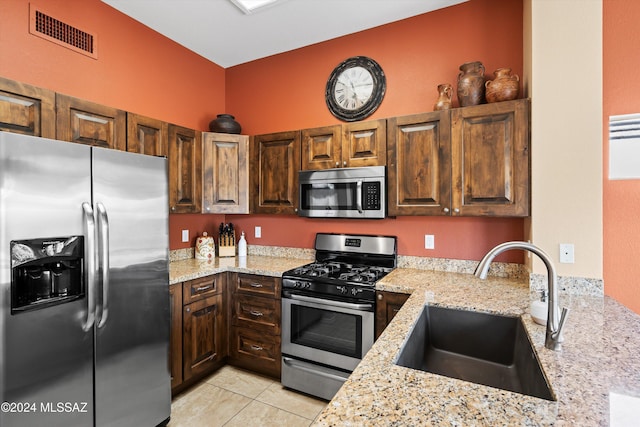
[101,0,467,68]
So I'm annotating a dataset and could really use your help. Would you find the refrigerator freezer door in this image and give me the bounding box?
[91,147,170,427]
[0,133,94,427]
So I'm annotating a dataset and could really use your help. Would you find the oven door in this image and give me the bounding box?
[281,293,375,371]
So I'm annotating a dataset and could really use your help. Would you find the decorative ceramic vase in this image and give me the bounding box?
[433,83,453,111]
[485,68,520,103]
[456,61,486,107]
[195,232,215,260]
[208,114,241,134]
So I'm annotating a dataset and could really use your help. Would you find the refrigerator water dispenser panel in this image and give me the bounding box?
[10,236,84,313]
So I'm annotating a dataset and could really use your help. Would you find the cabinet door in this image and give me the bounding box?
[0,76,55,138]
[202,132,249,214]
[250,131,300,214]
[451,99,530,216]
[183,293,224,381]
[127,112,168,156]
[56,94,126,150]
[375,291,410,339]
[169,283,183,390]
[301,125,342,170]
[343,119,386,167]
[387,111,452,216]
[168,124,202,213]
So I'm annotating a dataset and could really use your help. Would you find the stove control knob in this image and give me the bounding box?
[304,283,311,289]
[336,286,347,294]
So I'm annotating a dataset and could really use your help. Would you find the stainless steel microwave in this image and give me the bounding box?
[298,166,386,219]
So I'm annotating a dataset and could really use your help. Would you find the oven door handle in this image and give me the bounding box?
[287,293,374,311]
[282,357,349,383]
[356,180,363,213]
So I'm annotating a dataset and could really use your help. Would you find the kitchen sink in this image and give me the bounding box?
[395,305,555,401]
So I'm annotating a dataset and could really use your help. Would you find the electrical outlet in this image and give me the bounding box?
[559,243,575,263]
[255,226,262,238]
[425,234,435,250]
[181,229,189,243]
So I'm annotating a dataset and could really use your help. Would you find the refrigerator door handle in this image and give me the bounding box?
[96,202,109,328]
[82,202,97,331]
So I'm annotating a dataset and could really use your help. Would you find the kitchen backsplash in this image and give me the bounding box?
[169,245,604,297]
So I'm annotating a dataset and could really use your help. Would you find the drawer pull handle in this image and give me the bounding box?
[392,308,401,313]
[249,310,264,317]
[195,285,213,292]
[249,283,263,288]
[250,345,264,351]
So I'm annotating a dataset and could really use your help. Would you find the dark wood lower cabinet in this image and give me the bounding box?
[171,273,227,395]
[183,294,225,380]
[375,291,410,339]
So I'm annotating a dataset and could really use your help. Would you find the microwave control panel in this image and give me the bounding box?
[363,182,381,210]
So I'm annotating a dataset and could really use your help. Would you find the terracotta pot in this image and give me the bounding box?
[456,61,486,107]
[209,114,241,134]
[433,83,453,111]
[485,68,520,103]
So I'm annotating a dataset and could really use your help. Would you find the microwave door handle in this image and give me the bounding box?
[82,202,96,331]
[356,180,363,213]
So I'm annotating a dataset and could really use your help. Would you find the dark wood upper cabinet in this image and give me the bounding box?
[301,119,386,170]
[451,99,530,216]
[168,124,202,213]
[250,130,300,214]
[202,132,249,214]
[56,94,126,150]
[301,125,342,170]
[387,111,452,216]
[127,112,168,156]
[343,119,387,168]
[0,76,56,138]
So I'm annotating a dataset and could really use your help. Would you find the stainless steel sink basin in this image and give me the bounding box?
[395,305,555,401]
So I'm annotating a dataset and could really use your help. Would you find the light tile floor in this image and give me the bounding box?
[168,365,328,427]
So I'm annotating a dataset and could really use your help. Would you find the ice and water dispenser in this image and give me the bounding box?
[10,236,84,313]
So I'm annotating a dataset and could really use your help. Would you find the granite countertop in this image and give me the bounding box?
[169,255,310,284]
[314,268,640,426]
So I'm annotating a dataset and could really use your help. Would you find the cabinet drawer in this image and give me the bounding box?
[183,275,221,304]
[231,294,280,334]
[233,274,279,298]
[229,326,280,377]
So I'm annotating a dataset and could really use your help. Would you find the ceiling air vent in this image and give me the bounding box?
[29,5,98,59]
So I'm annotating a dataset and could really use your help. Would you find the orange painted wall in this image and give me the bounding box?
[603,0,640,313]
[0,0,225,130]
[225,0,525,263]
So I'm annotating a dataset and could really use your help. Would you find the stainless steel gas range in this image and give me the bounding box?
[281,233,397,400]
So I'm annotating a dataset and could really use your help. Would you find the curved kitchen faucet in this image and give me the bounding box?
[474,241,569,351]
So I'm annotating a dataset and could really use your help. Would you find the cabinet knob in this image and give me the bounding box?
[454,208,460,214]
[377,294,383,300]
[335,162,339,167]
[206,206,210,212]
[171,206,176,212]
[443,207,450,213]
[185,307,191,313]
[343,161,347,167]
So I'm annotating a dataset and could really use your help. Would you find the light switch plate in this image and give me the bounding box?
[255,226,262,238]
[181,229,189,243]
[425,234,435,250]
[559,243,575,263]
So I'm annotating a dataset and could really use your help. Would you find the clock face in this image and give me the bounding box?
[326,56,386,122]
[334,66,374,111]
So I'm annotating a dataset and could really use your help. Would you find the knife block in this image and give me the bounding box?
[218,232,236,257]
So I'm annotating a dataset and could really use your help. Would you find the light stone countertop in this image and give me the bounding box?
[169,256,640,425]
[169,255,310,284]
[314,268,640,426]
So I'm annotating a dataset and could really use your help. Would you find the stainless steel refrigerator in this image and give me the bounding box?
[0,132,171,427]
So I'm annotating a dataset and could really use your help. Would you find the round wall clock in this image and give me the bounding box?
[325,56,386,122]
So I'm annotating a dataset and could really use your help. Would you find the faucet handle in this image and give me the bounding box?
[553,306,570,342]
